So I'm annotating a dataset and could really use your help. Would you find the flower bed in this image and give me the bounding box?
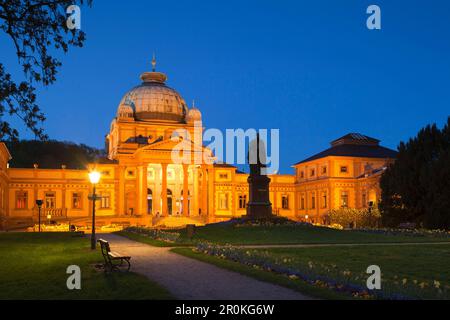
[124,226,181,243]
[194,242,448,300]
[354,228,450,238]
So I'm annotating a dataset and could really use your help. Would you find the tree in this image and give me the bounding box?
[6,139,106,169]
[380,117,450,229]
[0,0,92,140]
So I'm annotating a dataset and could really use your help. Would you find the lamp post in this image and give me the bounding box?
[88,171,101,250]
[35,200,43,232]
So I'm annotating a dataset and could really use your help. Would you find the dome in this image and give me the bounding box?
[117,69,188,122]
[186,107,202,123]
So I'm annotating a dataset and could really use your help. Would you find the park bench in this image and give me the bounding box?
[97,239,131,272]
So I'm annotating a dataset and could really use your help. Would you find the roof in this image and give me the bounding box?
[294,133,397,165]
[214,162,236,169]
[331,133,379,146]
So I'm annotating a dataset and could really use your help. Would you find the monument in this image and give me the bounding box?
[246,134,273,219]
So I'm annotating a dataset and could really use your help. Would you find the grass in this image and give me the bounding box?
[247,245,450,299]
[176,223,450,245]
[255,245,450,286]
[0,232,173,299]
[171,247,348,300]
[173,244,450,299]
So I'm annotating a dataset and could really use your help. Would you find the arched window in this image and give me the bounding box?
[167,189,173,215]
[147,189,153,214]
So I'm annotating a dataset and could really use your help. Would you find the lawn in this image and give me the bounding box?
[246,245,450,299]
[0,232,173,299]
[174,244,450,299]
[176,223,450,245]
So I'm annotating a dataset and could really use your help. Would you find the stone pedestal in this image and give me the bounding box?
[246,174,272,218]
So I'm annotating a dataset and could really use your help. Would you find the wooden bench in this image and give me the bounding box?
[98,239,131,272]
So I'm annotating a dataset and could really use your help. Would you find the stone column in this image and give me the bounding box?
[207,166,215,221]
[138,164,147,215]
[161,163,168,216]
[153,165,161,214]
[193,166,199,216]
[201,165,208,216]
[142,164,148,215]
[118,166,125,216]
[182,164,189,217]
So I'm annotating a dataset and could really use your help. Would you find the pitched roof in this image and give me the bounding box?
[294,133,397,165]
[331,133,380,146]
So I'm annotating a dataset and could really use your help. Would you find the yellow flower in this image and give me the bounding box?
[289,275,299,280]
[419,282,426,289]
[402,278,407,285]
[434,280,441,289]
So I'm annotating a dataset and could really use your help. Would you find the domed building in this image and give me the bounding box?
[0,58,397,230]
[116,71,188,123]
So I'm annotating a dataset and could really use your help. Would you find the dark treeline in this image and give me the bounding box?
[380,117,450,229]
[5,140,105,169]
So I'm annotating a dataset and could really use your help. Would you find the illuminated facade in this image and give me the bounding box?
[0,65,397,230]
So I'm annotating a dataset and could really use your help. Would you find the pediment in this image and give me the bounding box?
[133,137,215,163]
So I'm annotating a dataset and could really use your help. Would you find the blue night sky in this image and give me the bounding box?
[1,0,449,173]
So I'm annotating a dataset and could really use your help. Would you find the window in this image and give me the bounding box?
[321,192,327,209]
[300,171,304,179]
[147,189,153,214]
[282,195,289,209]
[219,193,228,210]
[100,193,111,209]
[362,192,367,208]
[340,166,348,173]
[321,166,327,174]
[310,169,315,177]
[16,191,28,209]
[219,173,228,179]
[311,193,316,209]
[127,170,134,177]
[238,194,247,209]
[300,195,305,210]
[341,191,349,208]
[45,192,56,209]
[72,192,82,209]
[101,170,110,176]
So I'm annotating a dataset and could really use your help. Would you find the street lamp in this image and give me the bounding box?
[35,200,43,232]
[88,171,101,250]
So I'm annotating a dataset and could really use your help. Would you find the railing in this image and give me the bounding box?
[34,208,68,219]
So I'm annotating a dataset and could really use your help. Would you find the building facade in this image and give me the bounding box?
[0,66,397,230]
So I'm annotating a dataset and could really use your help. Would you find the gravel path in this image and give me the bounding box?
[99,233,310,300]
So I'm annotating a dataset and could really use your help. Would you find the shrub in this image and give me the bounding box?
[327,207,381,228]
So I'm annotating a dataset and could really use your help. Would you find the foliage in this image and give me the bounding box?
[6,139,105,169]
[380,117,450,229]
[124,226,181,243]
[327,207,381,229]
[0,0,92,140]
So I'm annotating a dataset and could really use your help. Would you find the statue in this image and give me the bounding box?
[246,134,273,219]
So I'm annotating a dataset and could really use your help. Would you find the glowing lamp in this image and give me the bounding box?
[88,171,101,184]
